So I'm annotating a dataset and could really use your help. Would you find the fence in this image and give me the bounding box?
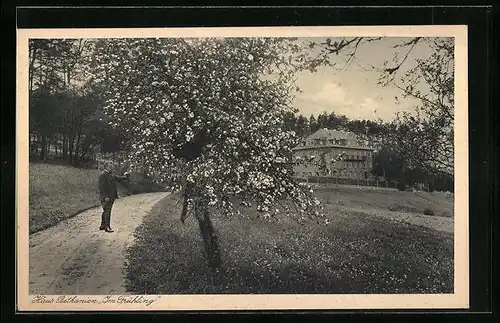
[295,176,399,189]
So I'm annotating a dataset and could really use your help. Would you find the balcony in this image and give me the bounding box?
[342,155,367,162]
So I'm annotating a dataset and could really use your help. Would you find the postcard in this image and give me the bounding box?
[17,25,468,311]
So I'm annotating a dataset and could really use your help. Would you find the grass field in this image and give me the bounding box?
[312,184,454,217]
[124,186,454,294]
[29,163,166,234]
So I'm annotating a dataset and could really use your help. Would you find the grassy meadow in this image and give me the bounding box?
[124,185,454,294]
[29,163,167,234]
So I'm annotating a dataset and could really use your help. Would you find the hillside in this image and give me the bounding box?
[29,163,166,234]
[312,184,454,217]
[125,186,454,294]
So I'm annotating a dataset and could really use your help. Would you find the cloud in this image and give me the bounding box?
[295,82,384,120]
[359,97,378,110]
[294,82,355,116]
[293,77,417,122]
[301,82,354,106]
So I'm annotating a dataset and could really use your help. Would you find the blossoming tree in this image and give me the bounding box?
[91,37,325,268]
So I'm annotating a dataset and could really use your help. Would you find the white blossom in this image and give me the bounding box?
[92,37,322,219]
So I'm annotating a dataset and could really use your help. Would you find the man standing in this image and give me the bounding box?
[98,161,130,232]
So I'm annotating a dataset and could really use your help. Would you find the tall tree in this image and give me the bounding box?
[295,115,310,137]
[379,39,454,176]
[314,37,454,176]
[29,39,98,165]
[91,37,324,268]
[308,114,318,133]
[30,84,64,160]
[29,39,67,158]
[282,111,298,133]
[326,112,344,130]
[316,111,328,129]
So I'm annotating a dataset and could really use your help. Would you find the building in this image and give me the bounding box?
[292,128,376,180]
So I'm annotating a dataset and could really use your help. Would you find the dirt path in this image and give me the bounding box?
[29,192,169,295]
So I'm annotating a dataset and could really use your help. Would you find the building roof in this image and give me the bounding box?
[307,128,357,140]
[293,145,374,151]
[293,128,375,151]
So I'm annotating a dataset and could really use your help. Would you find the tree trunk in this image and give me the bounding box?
[62,134,68,160]
[29,46,37,94]
[40,135,46,160]
[75,130,82,166]
[68,96,77,165]
[194,198,221,269]
[57,134,61,156]
[29,133,34,156]
[68,134,74,165]
[35,134,40,156]
[66,69,71,86]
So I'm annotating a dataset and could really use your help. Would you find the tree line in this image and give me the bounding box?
[282,110,453,192]
[282,111,387,138]
[29,39,129,167]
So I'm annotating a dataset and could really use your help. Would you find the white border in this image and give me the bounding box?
[16,25,469,311]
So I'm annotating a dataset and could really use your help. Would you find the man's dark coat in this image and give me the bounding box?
[98,170,127,201]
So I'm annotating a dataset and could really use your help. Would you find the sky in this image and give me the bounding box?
[290,37,440,122]
[61,36,445,123]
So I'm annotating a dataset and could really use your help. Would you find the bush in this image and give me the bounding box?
[423,208,435,216]
[440,211,452,218]
[125,180,167,195]
[388,203,401,211]
[388,203,419,213]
